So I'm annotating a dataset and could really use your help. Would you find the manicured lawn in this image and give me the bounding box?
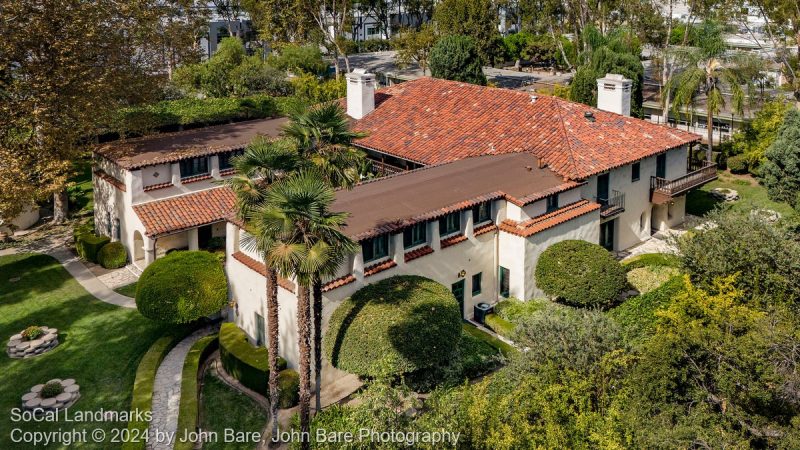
[0,253,179,449]
[686,170,794,217]
[114,282,138,298]
[68,157,94,215]
[199,372,268,450]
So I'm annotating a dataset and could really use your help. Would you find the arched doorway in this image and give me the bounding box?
[133,231,145,265]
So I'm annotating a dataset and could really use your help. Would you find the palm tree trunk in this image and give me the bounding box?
[267,267,280,439]
[312,277,323,413]
[706,109,714,161]
[297,285,312,449]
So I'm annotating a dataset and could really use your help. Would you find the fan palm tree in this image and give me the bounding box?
[224,136,299,439]
[669,21,755,160]
[282,101,367,411]
[251,171,355,447]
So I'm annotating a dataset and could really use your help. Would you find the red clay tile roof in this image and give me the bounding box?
[352,78,700,180]
[364,259,397,277]
[94,170,126,192]
[440,234,468,249]
[133,187,236,237]
[95,118,288,170]
[322,274,357,292]
[231,251,296,293]
[143,181,173,192]
[473,223,498,237]
[499,200,601,237]
[404,245,434,263]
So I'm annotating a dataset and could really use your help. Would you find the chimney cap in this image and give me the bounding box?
[346,68,374,81]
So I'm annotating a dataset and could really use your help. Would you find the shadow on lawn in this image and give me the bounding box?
[0,254,72,299]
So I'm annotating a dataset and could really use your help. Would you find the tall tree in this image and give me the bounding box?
[358,0,393,39]
[226,137,300,439]
[300,0,353,77]
[433,0,503,66]
[669,21,756,159]
[211,0,244,37]
[750,0,800,102]
[282,102,366,411]
[0,0,166,223]
[393,24,438,75]
[761,109,800,206]
[150,0,210,80]
[255,172,354,448]
[429,35,488,86]
[242,0,313,48]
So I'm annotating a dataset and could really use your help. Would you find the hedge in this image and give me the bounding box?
[218,322,289,398]
[609,275,687,345]
[324,275,463,377]
[136,251,228,323]
[98,241,127,269]
[727,154,748,174]
[484,313,515,339]
[621,253,682,271]
[535,240,628,307]
[175,334,219,450]
[76,234,111,263]
[276,369,300,408]
[122,329,192,450]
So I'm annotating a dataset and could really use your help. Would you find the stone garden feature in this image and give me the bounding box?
[710,187,739,202]
[7,326,59,358]
[21,379,80,412]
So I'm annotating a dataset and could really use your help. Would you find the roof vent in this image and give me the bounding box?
[584,111,596,122]
[529,94,538,103]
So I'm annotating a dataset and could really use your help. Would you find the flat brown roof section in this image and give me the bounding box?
[96,117,289,169]
[333,153,575,241]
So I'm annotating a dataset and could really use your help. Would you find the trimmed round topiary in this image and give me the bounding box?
[324,275,462,377]
[276,369,300,408]
[535,240,627,307]
[40,381,64,399]
[726,155,748,174]
[97,241,127,269]
[21,326,44,341]
[136,251,228,323]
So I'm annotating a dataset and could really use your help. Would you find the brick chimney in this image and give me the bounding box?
[596,73,632,117]
[346,69,375,119]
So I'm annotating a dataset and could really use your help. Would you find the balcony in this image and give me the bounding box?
[650,160,717,204]
[595,190,625,219]
[371,160,405,177]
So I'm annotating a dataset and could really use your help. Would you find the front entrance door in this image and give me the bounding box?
[451,280,465,318]
[597,173,610,203]
[600,220,615,251]
[198,224,213,249]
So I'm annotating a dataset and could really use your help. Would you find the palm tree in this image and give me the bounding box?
[251,171,355,447]
[282,101,367,411]
[224,136,299,439]
[669,21,755,161]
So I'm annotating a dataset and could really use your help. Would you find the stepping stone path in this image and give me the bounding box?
[21,379,80,412]
[7,327,59,358]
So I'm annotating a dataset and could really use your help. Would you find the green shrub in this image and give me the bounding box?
[136,251,228,323]
[484,313,515,338]
[21,325,44,341]
[73,222,94,243]
[493,298,546,323]
[290,73,346,103]
[608,275,686,345]
[97,241,127,269]
[175,334,219,450]
[429,35,487,85]
[461,323,515,357]
[276,369,300,408]
[77,234,111,263]
[205,236,225,250]
[621,253,682,271]
[40,381,64,399]
[123,330,192,450]
[627,266,681,294]
[219,322,287,397]
[727,154,748,174]
[535,240,627,307]
[324,275,462,377]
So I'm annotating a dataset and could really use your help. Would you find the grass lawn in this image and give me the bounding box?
[114,282,138,298]
[686,170,794,217]
[0,253,181,449]
[199,372,268,450]
[67,157,94,215]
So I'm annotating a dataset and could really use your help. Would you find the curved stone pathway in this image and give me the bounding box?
[147,326,216,450]
[0,233,135,308]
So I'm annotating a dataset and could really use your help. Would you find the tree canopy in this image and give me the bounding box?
[429,35,487,86]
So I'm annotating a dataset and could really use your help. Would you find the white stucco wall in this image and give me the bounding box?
[0,204,39,233]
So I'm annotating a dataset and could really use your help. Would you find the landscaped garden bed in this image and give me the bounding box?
[7,325,59,358]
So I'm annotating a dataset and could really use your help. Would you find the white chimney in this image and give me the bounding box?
[346,69,375,119]
[596,73,632,117]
